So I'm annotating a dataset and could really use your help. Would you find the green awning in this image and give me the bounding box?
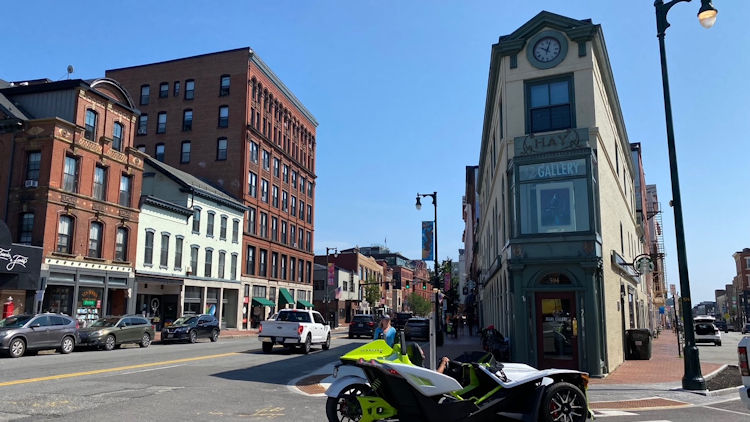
[278,288,294,306]
[252,297,274,307]
[296,299,314,309]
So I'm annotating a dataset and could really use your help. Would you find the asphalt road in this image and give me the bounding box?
[695,331,745,364]
[0,333,747,421]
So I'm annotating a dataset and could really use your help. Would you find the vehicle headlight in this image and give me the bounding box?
[90,330,103,337]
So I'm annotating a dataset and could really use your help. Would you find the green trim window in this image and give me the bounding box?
[526,76,574,134]
[518,158,590,235]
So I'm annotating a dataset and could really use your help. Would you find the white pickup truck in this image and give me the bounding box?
[258,309,331,354]
[739,336,750,409]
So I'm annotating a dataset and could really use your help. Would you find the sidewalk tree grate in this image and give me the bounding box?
[295,374,328,395]
[590,397,689,410]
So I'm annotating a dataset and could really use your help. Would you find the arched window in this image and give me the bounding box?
[88,222,103,258]
[56,215,74,254]
[115,227,128,262]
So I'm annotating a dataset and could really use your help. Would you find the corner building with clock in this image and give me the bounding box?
[475,11,651,377]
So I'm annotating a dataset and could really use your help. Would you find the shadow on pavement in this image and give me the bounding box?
[210,342,359,385]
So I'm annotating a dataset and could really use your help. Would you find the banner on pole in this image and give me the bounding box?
[327,263,335,286]
[421,221,434,261]
[444,272,451,291]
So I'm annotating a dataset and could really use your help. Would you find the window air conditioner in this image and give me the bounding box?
[24,180,38,188]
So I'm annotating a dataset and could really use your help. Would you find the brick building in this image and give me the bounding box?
[0,78,143,322]
[732,248,750,325]
[314,248,383,321]
[106,48,317,321]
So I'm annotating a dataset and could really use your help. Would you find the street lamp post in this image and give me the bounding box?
[416,192,443,347]
[325,247,339,326]
[654,0,717,391]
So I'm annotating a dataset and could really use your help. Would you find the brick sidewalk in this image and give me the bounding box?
[590,329,722,384]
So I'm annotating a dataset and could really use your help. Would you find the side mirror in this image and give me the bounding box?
[30,323,41,329]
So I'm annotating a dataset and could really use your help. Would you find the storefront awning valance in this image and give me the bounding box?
[296,299,314,309]
[252,297,274,307]
[278,288,294,306]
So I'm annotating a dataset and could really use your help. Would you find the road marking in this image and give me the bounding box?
[0,352,238,387]
[592,410,639,417]
[703,404,750,416]
[118,364,185,375]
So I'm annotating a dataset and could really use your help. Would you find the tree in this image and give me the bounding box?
[407,292,432,316]
[364,274,380,307]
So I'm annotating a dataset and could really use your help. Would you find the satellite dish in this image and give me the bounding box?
[66,65,74,79]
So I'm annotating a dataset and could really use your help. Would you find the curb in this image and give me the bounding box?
[702,385,742,397]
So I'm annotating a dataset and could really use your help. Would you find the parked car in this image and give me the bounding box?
[0,313,79,358]
[715,320,727,332]
[259,309,330,354]
[161,314,220,343]
[404,317,430,341]
[743,323,750,335]
[78,315,155,350]
[738,336,750,409]
[394,312,414,330]
[728,323,736,332]
[694,315,721,346]
[348,314,376,339]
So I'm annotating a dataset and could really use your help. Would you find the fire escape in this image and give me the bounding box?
[647,201,667,306]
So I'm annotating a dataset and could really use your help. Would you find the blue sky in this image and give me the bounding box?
[3,1,747,303]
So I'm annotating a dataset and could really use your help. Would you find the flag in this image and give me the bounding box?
[327,263,335,286]
[421,221,434,261]
[335,287,342,300]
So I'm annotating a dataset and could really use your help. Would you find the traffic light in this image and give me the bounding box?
[422,281,427,290]
[385,282,390,290]
[405,279,410,289]
[393,273,402,290]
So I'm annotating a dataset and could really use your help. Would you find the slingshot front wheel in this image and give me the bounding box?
[325,383,371,422]
[539,381,587,422]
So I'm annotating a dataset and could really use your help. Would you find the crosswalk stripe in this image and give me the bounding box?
[592,410,639,417]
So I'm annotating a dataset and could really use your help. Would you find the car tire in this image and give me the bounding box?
[539,381,587,422]
[140,333,151,348]
[189,330,198,344]
[210,329,219,342]
[262,342,273,353]
[716,340,722,346]
[302,334,312,354]
[60,336,75,354]
[8,337,25,358]
[104,335,116,351]
[322,333,331,350]
[348,333,353,339]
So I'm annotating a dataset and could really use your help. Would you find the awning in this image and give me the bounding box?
[252,297,274,307]
[278,288,294,306]
[296,299,314,309]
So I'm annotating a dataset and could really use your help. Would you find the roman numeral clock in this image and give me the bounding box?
[526,30,568,69]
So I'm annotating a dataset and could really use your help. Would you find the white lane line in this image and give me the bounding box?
[592,410,639,417]
[119,364,185,375]
[702,404,750,417]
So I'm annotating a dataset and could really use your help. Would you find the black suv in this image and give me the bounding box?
[394,312,413,330]
[161,314,220,343]
[405,317,430,341]
[348,314,376,339]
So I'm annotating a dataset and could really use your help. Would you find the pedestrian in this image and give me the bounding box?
[467,313,474,336]
[373,314,397,347]
[452,314,459,338]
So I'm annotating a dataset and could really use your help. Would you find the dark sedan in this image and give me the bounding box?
[348,314,376,339]
[161,314,220,343]
[405,317,430,341]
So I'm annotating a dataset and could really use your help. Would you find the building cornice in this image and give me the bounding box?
[140,195,193,217]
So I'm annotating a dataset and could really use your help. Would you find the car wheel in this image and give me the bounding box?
[302,334,312,354]
[209,329,219,342]
[325,383,372,422]
[716,340,722,346]
[8,338,25,358]
[348,333,353,339]
[262,342,273,353]
[322,333,331,350]
[539,381,587,422]
[140,333,151,348]
[189,330,198,344]
[60,336,75,354]
[104,335,116,351]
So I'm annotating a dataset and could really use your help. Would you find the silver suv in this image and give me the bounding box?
[0,313,79,358]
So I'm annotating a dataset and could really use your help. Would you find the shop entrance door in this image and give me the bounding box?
[536,292,578,370]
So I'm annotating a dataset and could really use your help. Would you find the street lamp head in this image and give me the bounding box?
[698,0,717,28]
[415,195,422,210]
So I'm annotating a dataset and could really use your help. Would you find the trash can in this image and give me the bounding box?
[625,328,652,360]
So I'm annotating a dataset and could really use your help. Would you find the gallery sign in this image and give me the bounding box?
[519,159,586,182]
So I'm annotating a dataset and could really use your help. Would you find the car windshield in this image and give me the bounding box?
[0,315,33,328]
[91,318,120,327]
[172,316,197,325]
[407,320,428,326]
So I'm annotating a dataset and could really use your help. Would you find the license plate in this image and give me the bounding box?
[635,340,642,346]
[167,333,173,338]
[358,324,363,327]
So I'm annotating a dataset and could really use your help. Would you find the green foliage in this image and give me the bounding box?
[364,274,380,306]
[407,292,432,316]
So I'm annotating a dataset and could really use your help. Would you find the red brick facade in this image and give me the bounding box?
[106,48,317,295]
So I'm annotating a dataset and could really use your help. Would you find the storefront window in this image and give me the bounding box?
[518,159,590,235]
[42,285,73,315]
[184,286,202,315]
[206,288,219,316]
[76,287,103,327]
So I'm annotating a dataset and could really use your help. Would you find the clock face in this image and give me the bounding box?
[533,37,561,63]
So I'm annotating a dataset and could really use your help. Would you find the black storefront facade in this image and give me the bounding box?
[505,129,608,377]
[0,220,43,315]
